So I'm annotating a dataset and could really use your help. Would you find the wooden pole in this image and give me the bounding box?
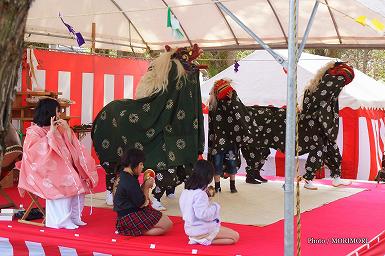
[91,22,96,53]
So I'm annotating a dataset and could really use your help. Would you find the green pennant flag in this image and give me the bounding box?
[167,7,184,39]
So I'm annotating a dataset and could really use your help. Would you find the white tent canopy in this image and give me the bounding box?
[200,50,385,110]
[26,0,385,51]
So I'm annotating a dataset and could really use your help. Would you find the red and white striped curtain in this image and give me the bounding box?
[15,49,149,160]
[340,108,385,180]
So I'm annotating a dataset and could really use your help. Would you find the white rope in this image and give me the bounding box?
[27,0,238,20]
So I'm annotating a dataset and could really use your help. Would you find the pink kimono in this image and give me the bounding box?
[17,124,98,200]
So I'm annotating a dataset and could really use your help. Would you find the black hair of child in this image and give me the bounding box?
[116,148,146,173]
[185,160,214,190]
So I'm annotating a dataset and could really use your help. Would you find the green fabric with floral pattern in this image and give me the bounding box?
[91,62,204,173]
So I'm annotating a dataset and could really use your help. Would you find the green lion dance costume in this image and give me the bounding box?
[92,44,205,204]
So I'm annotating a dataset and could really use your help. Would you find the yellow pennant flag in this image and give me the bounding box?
[370,19,385,32]
[355,15,367,26]
[355,16,385,35]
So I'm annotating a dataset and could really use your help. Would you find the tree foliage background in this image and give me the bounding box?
[197,49,385,82]
[307,49,385,81]
[198,50,253,79]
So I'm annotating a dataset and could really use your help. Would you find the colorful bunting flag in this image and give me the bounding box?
[59,13,85,47]
[355,15,385,35]
[234,60,240,72]
[371,19,385,32]
[167,7,184,39]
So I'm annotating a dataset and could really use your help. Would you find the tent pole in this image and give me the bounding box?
[91,22,96,53]
[284,0,298,255]
[298,0,320,57]
[213,0,287,68]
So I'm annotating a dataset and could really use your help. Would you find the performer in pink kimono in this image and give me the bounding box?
[16,98,98,229]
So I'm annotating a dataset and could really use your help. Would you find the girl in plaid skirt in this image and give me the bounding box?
[113,148,173,236]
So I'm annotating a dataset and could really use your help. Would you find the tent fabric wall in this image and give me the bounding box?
[201,50,385,180]
[15,49,149,159]
[25,0,385,51]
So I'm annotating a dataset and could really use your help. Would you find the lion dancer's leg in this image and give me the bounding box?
[242,146,270,184]
[377,169,385,183]
[165,187,176,198]
[324,142,351,187]
[302,146,325,190]
[105,173,114,189]
[377,159,385,182]
[103,164,117,206]
[151,167,184,210]
[164,166,181,199]
[212,151,226,192]
[166,165,192,198]
[212,149,239,193]
[376,154,385,183]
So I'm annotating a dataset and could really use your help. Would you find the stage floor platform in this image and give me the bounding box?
[1,175,385,256]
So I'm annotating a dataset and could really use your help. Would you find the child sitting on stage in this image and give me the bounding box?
[179,160,239,245]
[113,148,173,236]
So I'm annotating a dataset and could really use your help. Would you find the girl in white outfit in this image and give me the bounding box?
[179,160,239,245]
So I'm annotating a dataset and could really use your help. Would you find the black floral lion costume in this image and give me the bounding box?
[377,154,385,183]
[208,62,355,184]
[92,44,205,199]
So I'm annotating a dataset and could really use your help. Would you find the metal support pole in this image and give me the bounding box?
[284,0,298,255]
[298,0,320,57]
[213,0,288,68]
[91,22,96,53]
